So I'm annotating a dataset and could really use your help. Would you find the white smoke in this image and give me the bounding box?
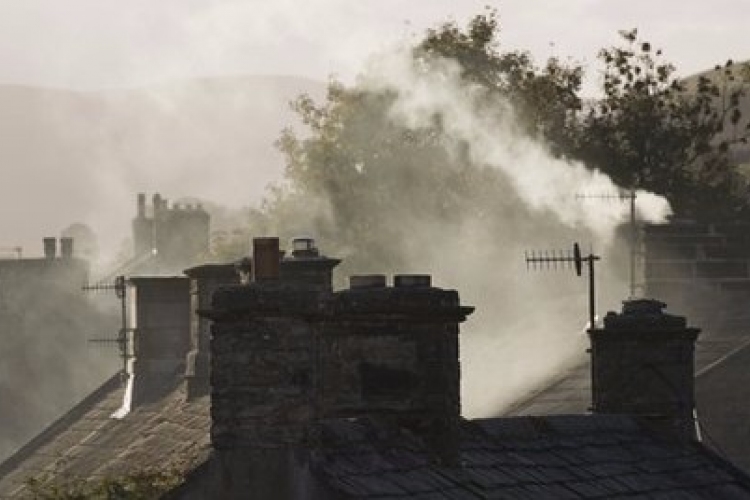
[360,50,670,240]
[354,47,672,416]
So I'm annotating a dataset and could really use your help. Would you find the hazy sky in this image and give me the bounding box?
[1,0,748,90]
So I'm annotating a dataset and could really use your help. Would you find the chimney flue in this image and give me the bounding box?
[252,237,280,282]
[137,193,146,218]
[60,237,73,259]
[43,237,56,259]
[349,274,387,289]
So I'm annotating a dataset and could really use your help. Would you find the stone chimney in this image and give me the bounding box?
[183,263,239,400]
[320,273,473,465]
[201,239,473,494]
[589,299,700,441]
[205,270,321,497]
[129,277,191,405]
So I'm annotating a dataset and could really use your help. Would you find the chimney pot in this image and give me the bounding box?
[349,274,387,289]
[252,237,280,282]
[290,237,320,258]
[60,237,74,259]
[394,274,431,288]
[43,237,56,259]
[137,193,146,218]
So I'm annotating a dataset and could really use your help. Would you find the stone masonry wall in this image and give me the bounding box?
[205,277,472,465]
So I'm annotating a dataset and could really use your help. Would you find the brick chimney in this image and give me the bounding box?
[129,277,191,405]
[321,273,473,465]
[589,299,701,441]
[183,264,239,400]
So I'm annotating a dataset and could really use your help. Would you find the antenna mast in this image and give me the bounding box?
[83,276,131,377]
[525,243,601,329]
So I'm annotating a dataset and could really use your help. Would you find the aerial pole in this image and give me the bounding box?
[525,243,601,329]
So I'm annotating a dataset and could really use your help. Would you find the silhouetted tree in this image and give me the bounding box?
[572,29,750,219]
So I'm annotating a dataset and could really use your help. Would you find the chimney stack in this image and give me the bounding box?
[43,237,56,259]
[589,299,700,441]
[204,267,322,498]
[183,263,240,400]
[129,277,191,405]
[321,273,473,465]
[201,241,473,495]
[137,193,146,218]
[60,237,74,259]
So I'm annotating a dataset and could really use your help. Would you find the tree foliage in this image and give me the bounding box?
[25,468,182,500]
[264,10,750,272]
[269,11,592,271]
[572,29,750,218]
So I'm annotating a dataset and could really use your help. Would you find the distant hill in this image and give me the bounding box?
[681,63,750,165]
[0,75,326,259]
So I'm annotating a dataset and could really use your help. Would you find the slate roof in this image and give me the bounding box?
[312,415,750,499]
[505,307,750,417]
[3,379,750,499]
[0,375,211,499]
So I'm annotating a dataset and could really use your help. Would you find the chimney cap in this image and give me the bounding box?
[290,236,320,258]
[394,274,431,288]
[602,298,691,331]
[350,274,387,289]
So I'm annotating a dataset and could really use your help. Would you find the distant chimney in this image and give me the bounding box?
[129,277,191,405]
[137,193,146,218]
[153,193,163,215]
[252,237,280,282]
[60,237,73,259]
[589,299,700,442]
[43,237,56,259]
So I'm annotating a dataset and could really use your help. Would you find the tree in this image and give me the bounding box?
[270,11,586,273]
[572,29,750,218]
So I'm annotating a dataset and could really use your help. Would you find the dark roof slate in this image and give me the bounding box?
[312,415,750,499]
[0,376,211,499]
[505,311,750,417]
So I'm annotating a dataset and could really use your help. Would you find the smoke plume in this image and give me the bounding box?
[330,48,672,415]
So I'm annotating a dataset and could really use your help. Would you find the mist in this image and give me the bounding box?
[0,76,327,461]
[0,76,325,264]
